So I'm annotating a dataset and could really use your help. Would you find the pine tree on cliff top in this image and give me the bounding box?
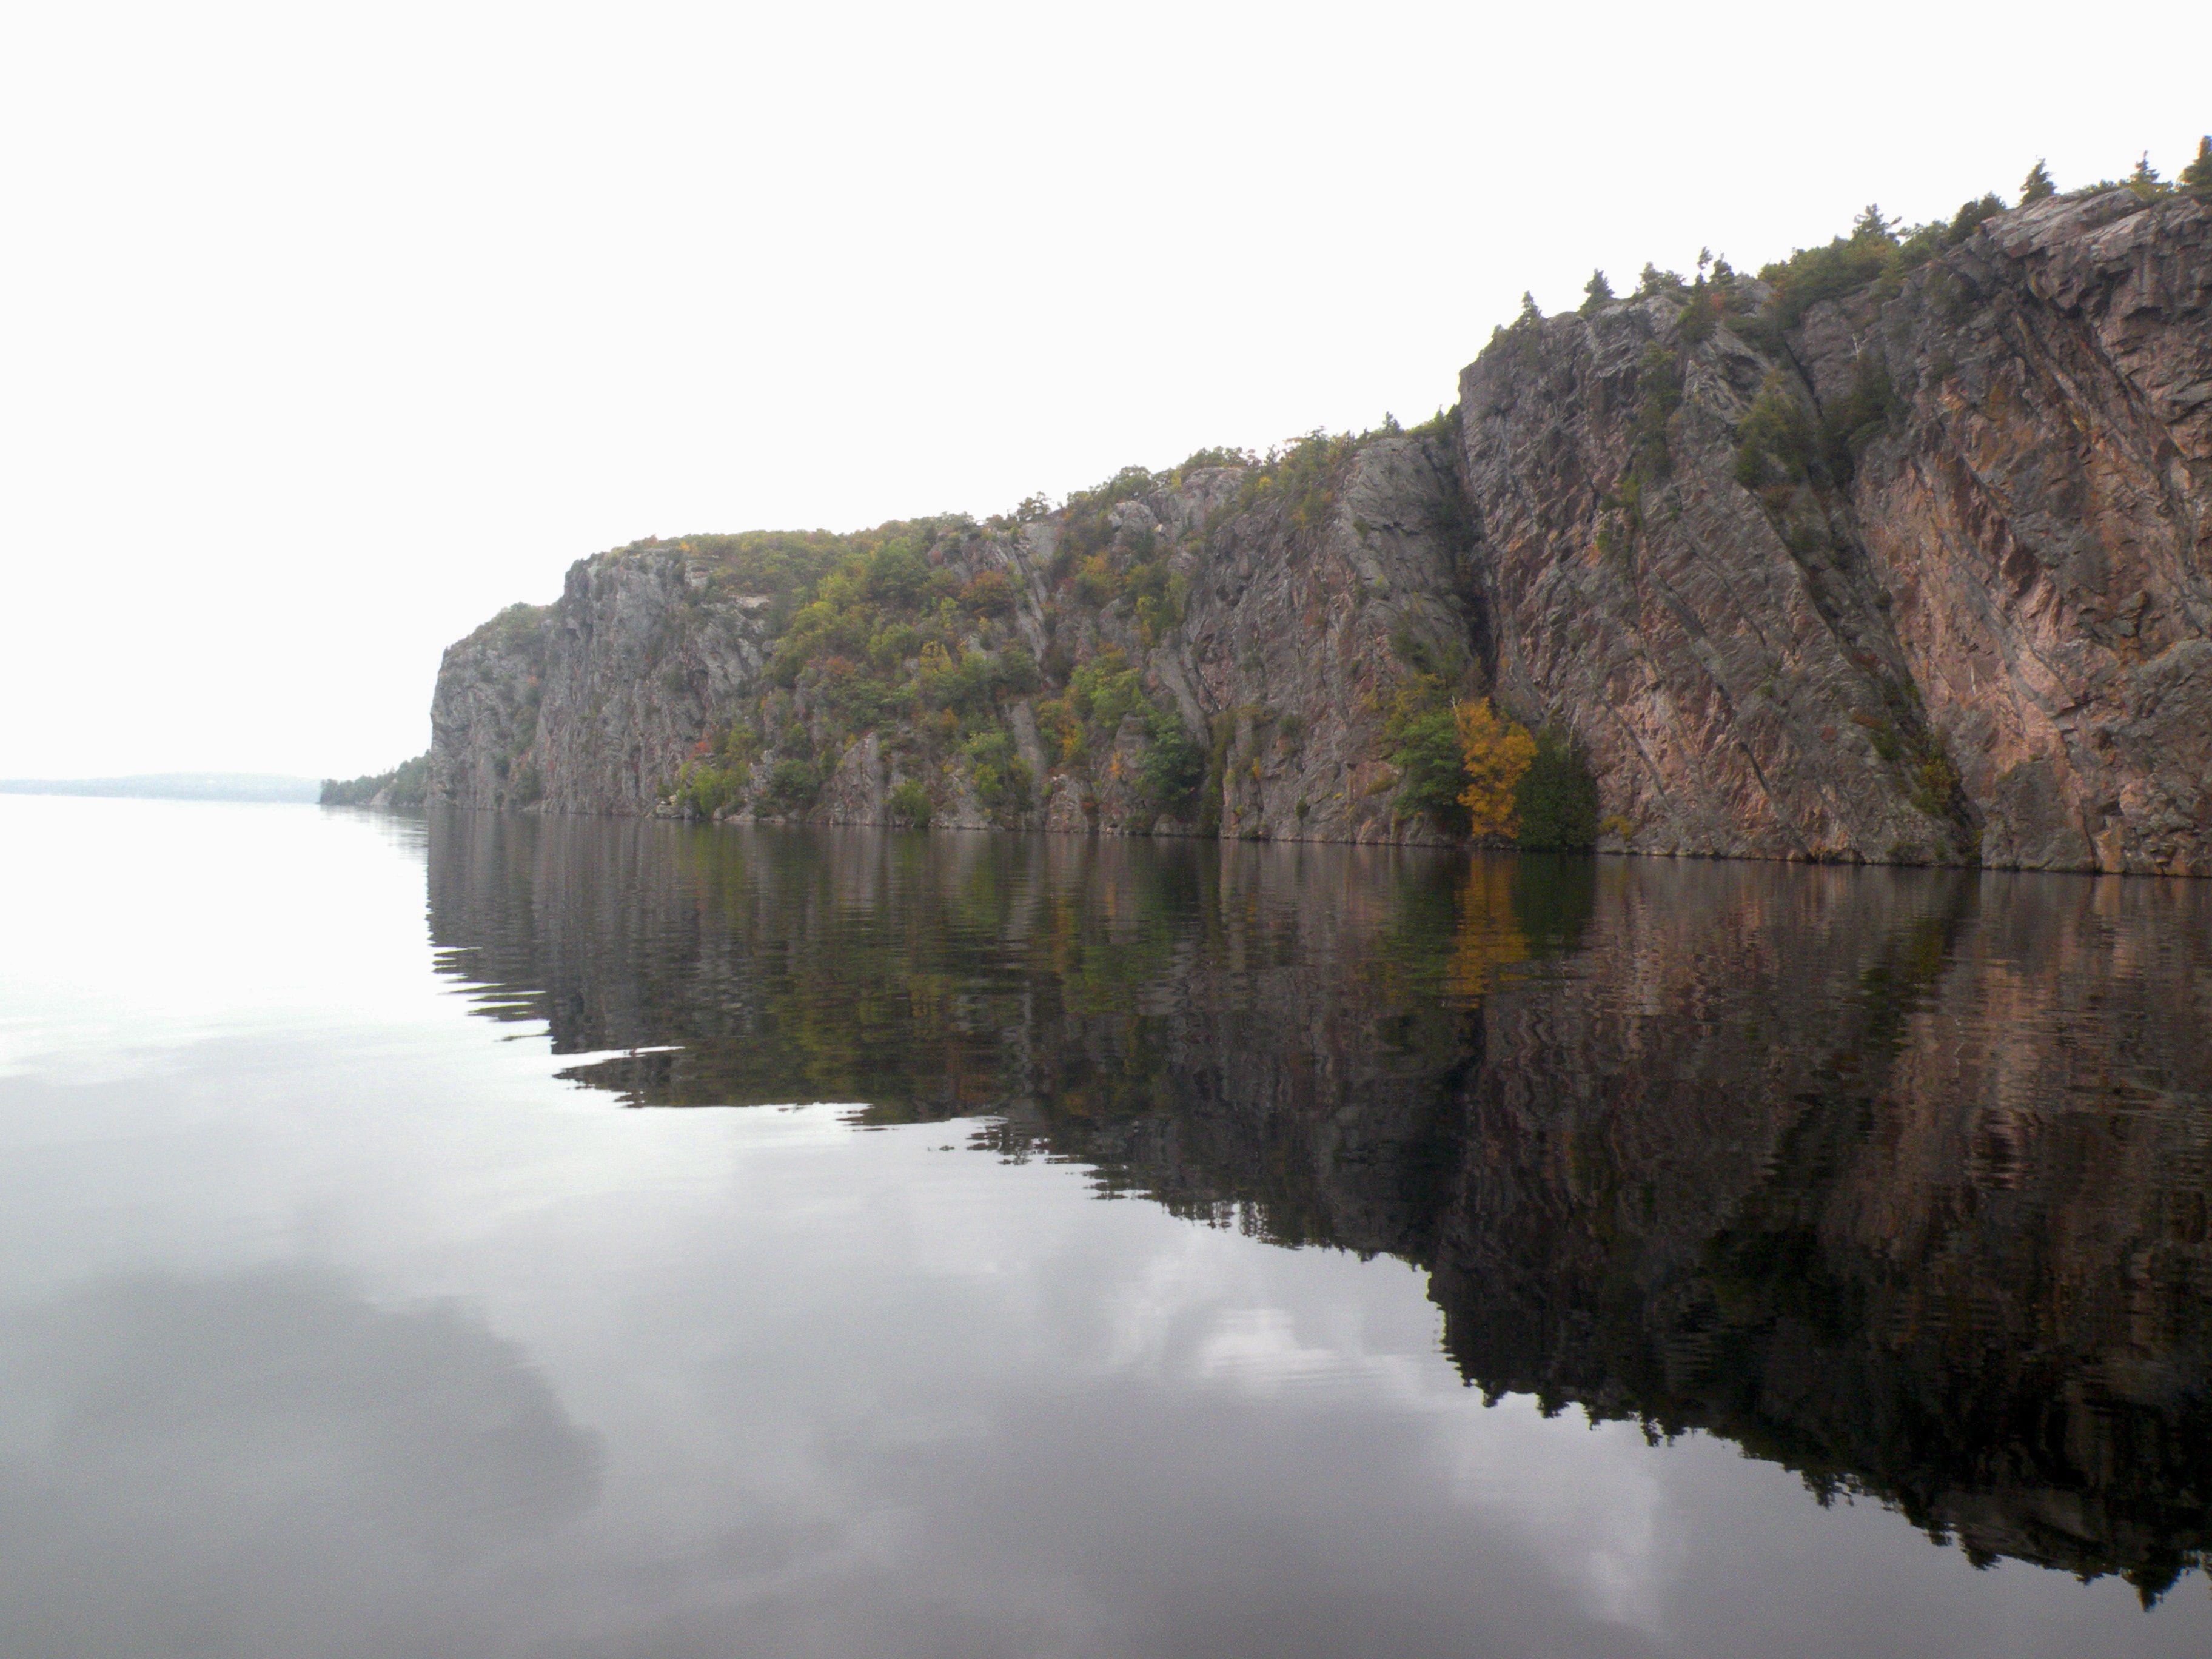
[1580,269,1613,316]
[2180,136,2212,192]
[1852,203,1894,242]
[2020,159,2056,203]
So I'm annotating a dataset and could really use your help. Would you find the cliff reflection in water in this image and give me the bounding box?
[427,811,2212,1601]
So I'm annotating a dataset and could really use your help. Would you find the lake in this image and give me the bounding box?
[4,795,2211,1657]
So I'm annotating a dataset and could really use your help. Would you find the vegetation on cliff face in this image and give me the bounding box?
[1514,729,1601,851]
[321,754,429,807]
[1496,138,2208,872]
[1453,700,1537,840]
[1573,139,2210,367]
[1387,695,1598,850]
[432,139,2212,871]
[742,520,1045,826]
[631,418,1472,840]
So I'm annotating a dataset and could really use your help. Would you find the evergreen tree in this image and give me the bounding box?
[2019,159,2056,204]
[2184,136,2212,192]
[1513,729,1599,850]
[1580,269,1614,315]
[2123,151,2176,203]
[1948,193,2005,241]
[1678,276,1719,344]
[1852,203,1893,242]
[1518,290,1542,327]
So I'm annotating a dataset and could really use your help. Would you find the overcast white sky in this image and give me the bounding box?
[1,1,2205,779]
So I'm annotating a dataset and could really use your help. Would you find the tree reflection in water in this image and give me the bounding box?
[428,811,2212,1603]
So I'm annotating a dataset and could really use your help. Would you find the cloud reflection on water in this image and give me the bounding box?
[0,1264,600,1654]
[4,800,2212,1656]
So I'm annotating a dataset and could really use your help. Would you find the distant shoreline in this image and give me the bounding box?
[0,774,321,805]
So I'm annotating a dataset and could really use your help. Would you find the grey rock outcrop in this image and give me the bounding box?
[433,437,1478,847]
[429,604,550,811]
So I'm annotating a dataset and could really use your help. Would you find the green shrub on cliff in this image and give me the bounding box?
[886,780,933,828]
[1689,145,2193,358]
[1050,466,1164,587]
[756,516,1053,803]
[1734,350,1901,492]
[1068,650,1144,735]
[1387,676,1470,829]
[1513,730,1598,850]
[1818,352,1904,480]
[766,758,820,811]
[961,729,1033,815]
[645,528,898,636]
[1675,280,1720,344]
[1759,230,1895,332]
[1139,706,1206,817]
[672,757,748,818]
[1208,429,1366,541]
[957,570,1016,616]
[1381,685,1595,847]
[1734,371,1820,488]
[1173,446,1257,478]
[1747,187,2023,339]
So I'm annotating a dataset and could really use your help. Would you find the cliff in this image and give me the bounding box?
[431,184,2211,873]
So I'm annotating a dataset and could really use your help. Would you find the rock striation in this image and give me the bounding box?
[431,187,2210,872]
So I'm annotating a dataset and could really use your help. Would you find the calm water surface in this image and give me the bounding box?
[5,796,2212,1657]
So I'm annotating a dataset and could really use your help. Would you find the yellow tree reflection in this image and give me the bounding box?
[1446,858,1530,1007]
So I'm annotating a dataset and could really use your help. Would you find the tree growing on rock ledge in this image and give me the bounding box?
[1455,700,1537,841]
[2184,137,2212,192]
[1515,729,1601,850]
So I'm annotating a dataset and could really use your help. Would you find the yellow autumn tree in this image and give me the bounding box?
[1455,699,1537,840]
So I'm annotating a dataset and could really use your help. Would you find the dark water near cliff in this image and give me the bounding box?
[5,797,2212,1657]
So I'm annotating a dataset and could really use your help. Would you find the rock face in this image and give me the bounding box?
[429,603,550,812]
[431,188,2210,872]
[1463,188,2210,873]
[1865,193,2212,871]
[433,437,1478,846]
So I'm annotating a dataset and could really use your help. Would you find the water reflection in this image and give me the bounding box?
[427,813,2212,1601]
[0,1265,603,1650]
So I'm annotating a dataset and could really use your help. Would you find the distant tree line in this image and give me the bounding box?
[321,754,429,807]
[1567,136,2211,343]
